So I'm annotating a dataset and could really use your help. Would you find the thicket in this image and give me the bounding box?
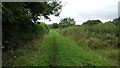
[2,2,62,51]
[59,18,119,49]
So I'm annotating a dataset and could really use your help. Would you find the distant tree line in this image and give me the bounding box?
[82,19,102,25]
[51,17,76,28]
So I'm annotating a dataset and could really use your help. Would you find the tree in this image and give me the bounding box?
[82,19,102,25]
[59,17,75,28]
[24,1,62,22]
[2,1,62,51]
[52,23,59,28]
[112,17,120,26]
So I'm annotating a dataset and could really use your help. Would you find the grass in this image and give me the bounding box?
[3,33,51,66]
[52,29,118,66]
[13,31,56,66]
[3,29,118,66]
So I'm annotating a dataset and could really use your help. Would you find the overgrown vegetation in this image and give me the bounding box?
[2,1,62,66]
[2,2,62,51]
[59,18,119,49]
[3,29,118,66]
[58,18,119,65]
[2,1,119,67]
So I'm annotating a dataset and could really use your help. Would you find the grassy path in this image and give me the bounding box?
[38,29,116,66]
[8,29,117,66]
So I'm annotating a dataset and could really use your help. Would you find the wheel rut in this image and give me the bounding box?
[49,31,57,67]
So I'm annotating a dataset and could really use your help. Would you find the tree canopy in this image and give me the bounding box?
[2,1,62,50]
[2,1,62,23]
[24,1,62,22]
[59,17,76,28]
[82,20,102,25]
[52,23,59,28]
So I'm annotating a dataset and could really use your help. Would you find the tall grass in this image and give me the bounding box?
[58,22,118,65]
[59,22,118,49]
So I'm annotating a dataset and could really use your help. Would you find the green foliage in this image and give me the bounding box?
[112,17,120,48]
[82,19,102,25]
[59,19,119,49]
[58,19,119,65]
[59,17,75,28]
[112,17,120,26]
[51,23,59,28]
[88,23,118,34]
[24,1,62,22]
[2,1,62,51]
[3,30,118,66]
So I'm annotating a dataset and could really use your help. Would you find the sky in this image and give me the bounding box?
[39,0,120,25]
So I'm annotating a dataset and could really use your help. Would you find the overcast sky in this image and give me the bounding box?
[39,0,120,25]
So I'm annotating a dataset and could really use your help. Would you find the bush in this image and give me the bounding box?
[59,20,118,49]
[2,22,48,51]
[2,2,56,51]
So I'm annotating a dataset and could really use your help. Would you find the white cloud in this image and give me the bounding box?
[39,0,120,25]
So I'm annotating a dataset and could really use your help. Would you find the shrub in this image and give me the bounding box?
[59,19,118,49]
